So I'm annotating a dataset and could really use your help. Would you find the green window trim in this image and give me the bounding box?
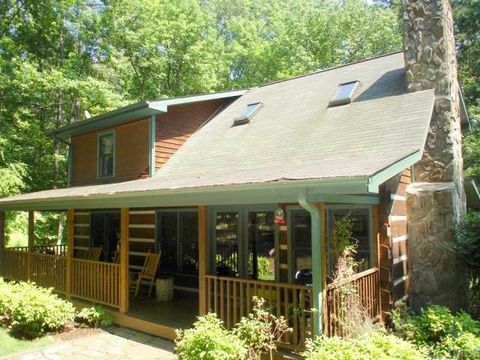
[97,131,116,179]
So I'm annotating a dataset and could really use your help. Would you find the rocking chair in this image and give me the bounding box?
[87,247,103,261]
[130,251,161,297]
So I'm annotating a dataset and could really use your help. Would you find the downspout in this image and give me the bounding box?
[298,190,323,336]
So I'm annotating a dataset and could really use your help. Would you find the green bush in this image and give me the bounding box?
[175,313,246,360]
[176,298,289,360]
[75,306,113,328]
[454,212,480,317]
[303,331,427,360]
[392,303,480,359]
[0,278,76,338]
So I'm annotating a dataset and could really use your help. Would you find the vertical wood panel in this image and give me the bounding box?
[119,208,130,313]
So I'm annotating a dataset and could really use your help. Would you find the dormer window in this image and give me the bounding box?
[233,102,263,126]
[98,131,115,178]
[329,81,359,107]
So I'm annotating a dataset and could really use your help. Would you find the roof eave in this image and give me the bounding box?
[50,90,248,140]
[0,176,377,211]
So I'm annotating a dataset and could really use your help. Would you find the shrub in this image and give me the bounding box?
[175,313,246,360]
[454,211,480,317]
[75,306,113,328]
[392,303,480,359]
[233,297,290,360]
[303,331,427,360]
[176,298,289,360]
[0,278,75,338]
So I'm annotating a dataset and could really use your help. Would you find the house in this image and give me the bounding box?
[0,0,475,351]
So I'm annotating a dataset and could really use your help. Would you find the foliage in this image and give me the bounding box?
[0,278,76,338]
[329,215,354,277]
[303,331,427,360]
[75,306,113,328]
[454,212,480,317]
[233,297,290,360]
[175,313,246,360]
[175,298,289,360]
[392,303,480,359]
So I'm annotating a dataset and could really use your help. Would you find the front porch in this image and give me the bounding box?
[0,201,382,352]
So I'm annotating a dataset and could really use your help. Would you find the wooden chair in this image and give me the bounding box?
[130,251,161,297]
[87,247,103,261]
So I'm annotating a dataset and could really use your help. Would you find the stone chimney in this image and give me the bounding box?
[403,0,466,311]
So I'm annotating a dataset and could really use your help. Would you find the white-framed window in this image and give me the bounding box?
[97,131,115,178]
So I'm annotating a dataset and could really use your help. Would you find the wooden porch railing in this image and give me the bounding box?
[0,247,120,309]
[0,248,29,281]
[205,275,313,352]
[325,267,380,337]
[2,245,67,255]
[30,252,67,292]
[71,258,120,308]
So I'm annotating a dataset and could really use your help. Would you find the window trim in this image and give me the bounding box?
[97,130,116,179]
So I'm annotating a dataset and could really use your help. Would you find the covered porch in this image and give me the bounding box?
[0,193,383,352]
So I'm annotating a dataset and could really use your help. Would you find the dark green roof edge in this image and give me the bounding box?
[50,90,247,140]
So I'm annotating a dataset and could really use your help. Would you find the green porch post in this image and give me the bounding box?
[298,193,326,336]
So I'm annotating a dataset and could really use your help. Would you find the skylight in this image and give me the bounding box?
[233,102,263,125]
[329,81,359,107]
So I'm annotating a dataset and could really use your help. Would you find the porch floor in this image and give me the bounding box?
[128,290,198,330]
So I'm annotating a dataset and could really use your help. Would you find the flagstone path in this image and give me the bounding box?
[3,327,177,360]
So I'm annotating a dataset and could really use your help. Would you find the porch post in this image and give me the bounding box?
[119,208,129,314]
[372,205,382,320]
[27,211,34,279]
[318,203,328,335]
[298,193,324,336]
[66,209,74,298]
[198,206,208,316]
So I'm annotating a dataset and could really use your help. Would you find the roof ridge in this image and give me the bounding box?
[258,50,404,89]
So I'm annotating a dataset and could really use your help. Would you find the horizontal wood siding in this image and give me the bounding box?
[378,169,411,318]
[129,209,156,271]
[155,100,227,169]
[71,119,150,186]
[74,211,91,257]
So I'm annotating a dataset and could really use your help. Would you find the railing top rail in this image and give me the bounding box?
[327,267,379,291]
[205,275,312,291]
[71,257,120,267]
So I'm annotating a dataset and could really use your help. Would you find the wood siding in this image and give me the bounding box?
[378,169,411,319]
[155,99,227,169]
[71,119,150,186]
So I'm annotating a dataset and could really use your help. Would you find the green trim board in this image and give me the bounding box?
[50,90,246,140]
[367,150,422,193]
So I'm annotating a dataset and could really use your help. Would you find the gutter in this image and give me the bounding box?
[298,190,323,336]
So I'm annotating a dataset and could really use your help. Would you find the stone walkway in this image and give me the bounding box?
[4,327,177,360]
